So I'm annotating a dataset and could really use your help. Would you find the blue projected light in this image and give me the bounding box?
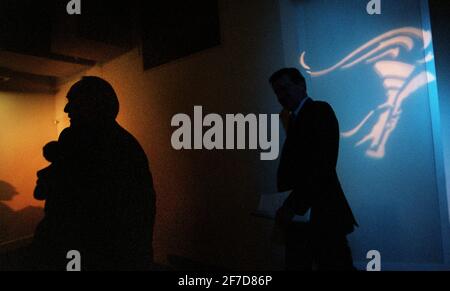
[300,27,436,159]
[285,0,450,269]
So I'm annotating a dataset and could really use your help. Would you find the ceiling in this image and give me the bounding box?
[0,0,135,94]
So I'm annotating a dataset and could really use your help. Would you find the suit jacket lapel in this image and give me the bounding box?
[290,98,314,138]
[278,98,314,191]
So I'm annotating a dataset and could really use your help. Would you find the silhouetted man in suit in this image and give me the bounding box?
[32,76,156,270]
[270,68,357,270]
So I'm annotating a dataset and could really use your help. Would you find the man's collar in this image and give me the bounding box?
[292,97,310,118]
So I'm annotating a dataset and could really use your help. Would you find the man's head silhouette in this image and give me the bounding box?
[64,76,119,127]
[270,68,307,112]
[43,141,59,163]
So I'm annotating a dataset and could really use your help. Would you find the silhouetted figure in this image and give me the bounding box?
[31,76,156,270]
[34,141,59,203]
[30,141,61,269]
[270,68,358,270]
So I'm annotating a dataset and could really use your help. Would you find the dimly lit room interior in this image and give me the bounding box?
[0,0,449,271]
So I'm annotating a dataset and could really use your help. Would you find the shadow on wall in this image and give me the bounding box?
[0,180,43,247]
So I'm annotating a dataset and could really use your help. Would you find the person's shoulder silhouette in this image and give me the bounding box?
[32,76,156,271]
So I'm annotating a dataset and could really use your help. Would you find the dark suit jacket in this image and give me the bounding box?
[33,121,156,270]
[278,98,357,235]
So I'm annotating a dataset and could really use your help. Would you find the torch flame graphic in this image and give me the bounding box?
[300,27,436,158]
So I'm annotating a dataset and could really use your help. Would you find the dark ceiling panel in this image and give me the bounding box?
[0,0,53,54]
[141,0,221,70]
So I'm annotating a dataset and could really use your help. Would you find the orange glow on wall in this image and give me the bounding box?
[0,91,57,244]
[0,92,57,211]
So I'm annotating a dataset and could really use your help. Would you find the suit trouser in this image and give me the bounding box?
[285,222,355,271]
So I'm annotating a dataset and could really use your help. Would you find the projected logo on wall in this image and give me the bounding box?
[300,27,435,159]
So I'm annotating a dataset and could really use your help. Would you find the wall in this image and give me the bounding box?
[3,0,449,270]
[429,0,450,267]
[0,91,56,210]
[54,0,287,270]
[278,0,450,270]
[0,91,55,244]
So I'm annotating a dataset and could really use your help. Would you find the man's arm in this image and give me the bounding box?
[277,103,339,222]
